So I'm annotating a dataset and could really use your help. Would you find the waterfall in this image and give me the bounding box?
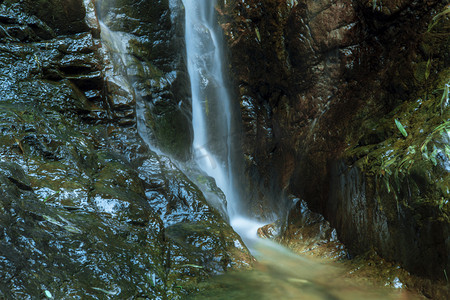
[93,2,418,297]
[182,0,266,248]
[183,0,236,215]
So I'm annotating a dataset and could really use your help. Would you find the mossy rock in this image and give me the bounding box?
[98,0,193,160]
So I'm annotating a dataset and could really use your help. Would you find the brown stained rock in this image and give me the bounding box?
[309,0,358,51]
[83,0,100,38]
[306,0,336,17]
[219,0,449,283]
[104,75,136,111]
[257,223,279,240]
[256,198,349,261]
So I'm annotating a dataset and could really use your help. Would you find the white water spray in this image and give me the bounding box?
[182,0,264,247]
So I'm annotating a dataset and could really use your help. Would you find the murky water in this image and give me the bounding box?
[189,238,416,300]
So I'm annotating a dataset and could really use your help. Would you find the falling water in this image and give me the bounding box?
[183,0,233,209]
[182,0,266,248]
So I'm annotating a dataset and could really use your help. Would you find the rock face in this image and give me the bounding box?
[0,0,252,298]
[218,0,449,280]
[96,0,193,161]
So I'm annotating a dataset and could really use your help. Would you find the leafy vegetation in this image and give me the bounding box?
[394,119,408,137]
[343,7,450,218]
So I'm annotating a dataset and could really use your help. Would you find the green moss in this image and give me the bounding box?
[342,6,450,219]
[346,87,450,218]
[147,107,192,161]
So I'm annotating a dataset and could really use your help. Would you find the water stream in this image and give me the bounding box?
[182,0,265,251]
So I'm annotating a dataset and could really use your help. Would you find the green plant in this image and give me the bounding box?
[255,27,261,42]
[427,6,450,32]
[439,82,449,115]
[43,190,61,202]
[394,119,408,137]
[425,58,432,80]
[420,121,450,153]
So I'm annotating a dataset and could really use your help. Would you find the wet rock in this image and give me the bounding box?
[0,161,33,191]
[0,3,55,40]
[259,197,348,261]
[97,0,193,161]
[17,0,89,35]
[0,0,253,298]
[358,0,413,16]
[83,0,101,38]
[329,157,450,278]
[309,0,358,51]
[218,0,449,283]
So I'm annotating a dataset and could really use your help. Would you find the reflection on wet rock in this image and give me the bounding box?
[0,1,252,298]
